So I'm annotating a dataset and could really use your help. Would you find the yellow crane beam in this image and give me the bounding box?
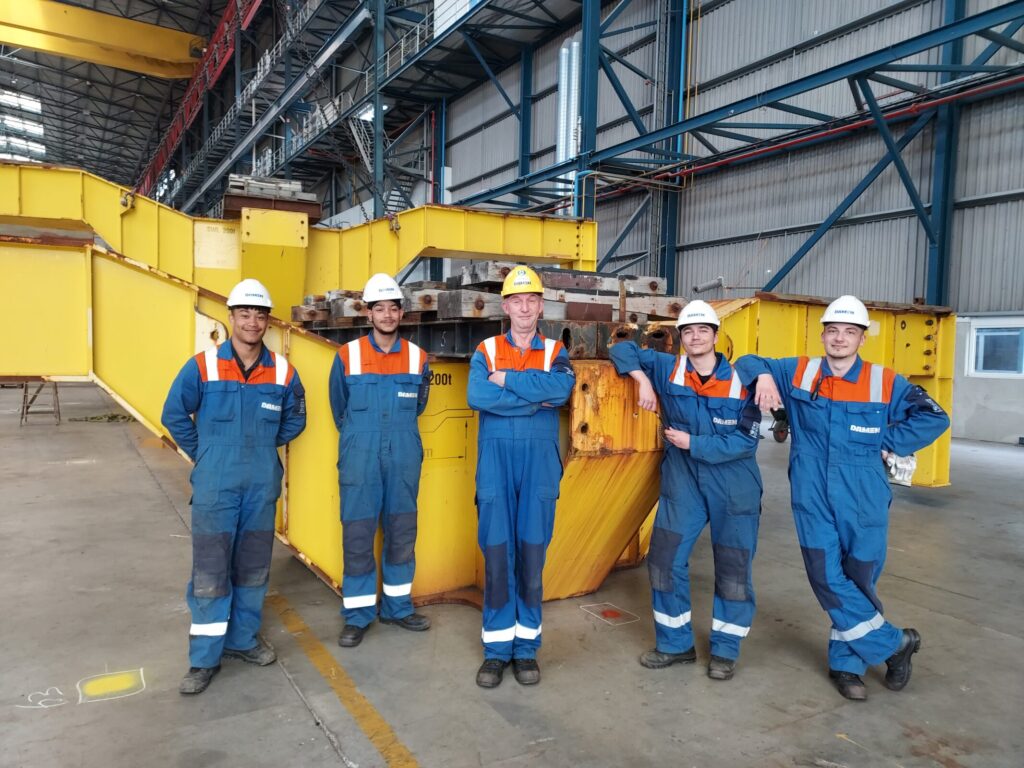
[0,0,202,79]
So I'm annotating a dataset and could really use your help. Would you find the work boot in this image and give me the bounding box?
[829,670,867,701]
[223,638,277,666]
[476,658,508,689]
[338,623,370,648]
[638,647,696,669]
[179,666,220,695]
[707,655,736,681]
[512,658,541,686]
[884,628,922,691]
[380,613,431,632]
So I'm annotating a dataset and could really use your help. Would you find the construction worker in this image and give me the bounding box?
[331,273,431,648]
[735,295,949,701]
[162,279,306,695]
[468,265,575,688]
[610,301,763,681]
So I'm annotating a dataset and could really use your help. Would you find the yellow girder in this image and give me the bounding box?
[0,0,202,78]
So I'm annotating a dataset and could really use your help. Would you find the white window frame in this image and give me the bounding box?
[965,317,1024,379]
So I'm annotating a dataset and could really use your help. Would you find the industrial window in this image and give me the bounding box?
[968,320,1024,378]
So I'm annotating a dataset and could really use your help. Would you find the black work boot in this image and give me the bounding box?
[338,623,370,648]
[223,638,277,666]
[179,666,220,695]
[829,670,867,701]
[512,658,541,685]
[638,647,696,669]
[380,613,431,631]
[476,658,508,688]
[707,655,736,681]
[884,628,922,691]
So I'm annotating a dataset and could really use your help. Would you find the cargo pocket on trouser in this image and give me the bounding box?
[342,517,378,576]
[385,511,417,565]
[648,526,683,593]
[799,546,843,612]
[233,529,274,587]
[854,469,892,528]
[193,532,233,598]
[842,554,884,613]
[712,543,751,602]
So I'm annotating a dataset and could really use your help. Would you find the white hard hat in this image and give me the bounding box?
[676,299,720,329]
[227,278,273,309]
[362,273,404,304]
[821,295,869,328]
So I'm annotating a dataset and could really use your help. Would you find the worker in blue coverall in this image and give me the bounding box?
[610,300,763,682]
[468,265,575,689]
[735,295,949,701]
[162,278,306,695]
[331,273,432,648]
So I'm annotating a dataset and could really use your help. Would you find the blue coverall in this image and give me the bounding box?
[611,343,763,660]
[467,332,575,661]
[162,342,306,669]
[734,353,949,674]
[330,335,430,628]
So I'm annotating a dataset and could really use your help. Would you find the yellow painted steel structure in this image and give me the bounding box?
[0,162,952,608]
[0,0,201,79]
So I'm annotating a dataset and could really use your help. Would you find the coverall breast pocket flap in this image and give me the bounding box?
[347,383,370,411]
[846,402,885,445]
[709,403,741,433]
[205,381,239,421]
[256,384,284,420]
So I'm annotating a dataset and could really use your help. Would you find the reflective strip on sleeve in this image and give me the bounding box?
[728,370,743,399]
[543,338,557,372]
[407,342,423,375]
[342,593,377,609]
[829,613,885,642]
[670,355,689,387]
[869,363,884,403]
[482,337,497,372]
[653,610,691,629]
[204,347,219,382]
[273,352,288,386]
[382,582,412,597]
[481,625,516,643]
[799,357,822,392]
[514,623,542,640]
[346,339,362,376]
[711,618,750,637]
[189,621,228,637]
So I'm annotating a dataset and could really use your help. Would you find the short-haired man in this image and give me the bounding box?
[735,295,949,700]
[468,265,575,688]
[331,273,431,648]
[162,279,307,695]
[611,300,763,681]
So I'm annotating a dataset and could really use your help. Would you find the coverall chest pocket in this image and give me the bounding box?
[789,387,824,434]
[845,402,885,450]
[347,380,371,412]
[255,384,284,432]
[203,381,238,421]
[394,374,420,410]
[708,401,741,435]
[664,384,695,428]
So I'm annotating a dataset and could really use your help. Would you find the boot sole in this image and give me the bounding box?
[639,654,696,669]
[379,618,431,632]
[222,648,276,666]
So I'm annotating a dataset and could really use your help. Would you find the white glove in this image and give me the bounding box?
[886,452,916,486]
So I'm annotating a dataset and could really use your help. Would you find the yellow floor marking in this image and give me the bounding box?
[77,669,146,702]
[266,594,418,767]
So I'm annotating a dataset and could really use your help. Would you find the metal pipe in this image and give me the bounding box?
[555,45,569,167]
[567,40,581,158]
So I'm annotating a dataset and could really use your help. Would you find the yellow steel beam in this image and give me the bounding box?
[0,0,201,78]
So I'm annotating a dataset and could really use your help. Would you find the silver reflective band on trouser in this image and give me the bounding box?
[653,610,691,628]
[671,355,689,386]
[342,593,378,609]
[711,618,750,637]
[382,582,412,597]
[190,621,228,636]
[868,363,884,402]
[514,623,541,640]
[829,613,885,642]
[799,357,822,391]
[481,626,516,643]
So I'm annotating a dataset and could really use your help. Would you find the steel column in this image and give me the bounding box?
[373,0,385,218]
[519,47,534,207]
[575,0,601,218]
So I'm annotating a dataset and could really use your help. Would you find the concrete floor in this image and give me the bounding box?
[1,383,1021,768]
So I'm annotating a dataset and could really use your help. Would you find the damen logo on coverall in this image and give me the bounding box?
[850,425,880,433]
[713,417,738,426]
[397,392,417,398]
[260,402,282,412]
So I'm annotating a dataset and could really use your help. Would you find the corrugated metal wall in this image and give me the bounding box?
[444,0,1024,311]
